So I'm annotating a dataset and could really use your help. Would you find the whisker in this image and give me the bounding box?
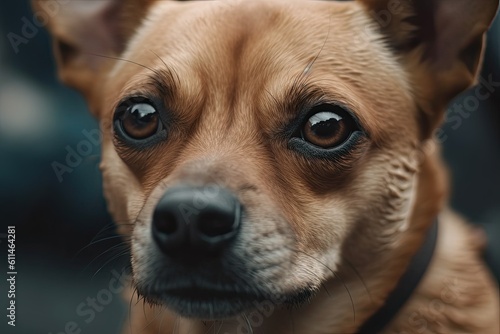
[215,320,224,334]
[71,219,135,264]
[150,50,181,84]
[132,302,163,333]
[265,88,280,106]
[87,193,150,277]
[84,52,162,77]
[91,248,130,280]
[202,320,216,334]
[90,222,116,240]
[341,255,373,303]
[287,247,357,322]
[301,264,332,296]
[243,314,254,334]
[173,316,181,334]
[128,286,136,334]
[302,15,332,75]
[158,308,169,334]
[73,235,130,260]
[82,241,129,271]
[334,270,356,322]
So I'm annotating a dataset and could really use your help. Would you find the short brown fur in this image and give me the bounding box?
[35,0,499,333]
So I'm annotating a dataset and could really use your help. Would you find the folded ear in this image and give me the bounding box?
[32,0,156,110]
[358,0,499,131]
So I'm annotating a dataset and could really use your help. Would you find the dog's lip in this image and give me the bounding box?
[143,278,266,303]
[164,287,263,301]
[145,285,267,319]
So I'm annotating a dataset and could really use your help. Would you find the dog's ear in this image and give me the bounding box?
[358,0,499,132]
[32,0,156,111]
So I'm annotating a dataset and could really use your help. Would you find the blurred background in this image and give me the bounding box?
[0,1,499,334]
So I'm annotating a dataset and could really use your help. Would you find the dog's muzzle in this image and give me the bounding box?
[137,184,314,319]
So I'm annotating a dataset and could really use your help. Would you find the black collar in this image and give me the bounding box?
[358,219,439,334]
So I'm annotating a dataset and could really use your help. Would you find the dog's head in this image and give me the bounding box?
[37,0,498,319]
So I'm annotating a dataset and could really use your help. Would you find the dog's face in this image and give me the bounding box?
[38,0,498,320]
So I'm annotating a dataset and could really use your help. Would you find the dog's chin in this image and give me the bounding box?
[139,285,317,319]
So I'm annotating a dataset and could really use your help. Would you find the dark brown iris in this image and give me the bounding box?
[121,103,159,139]
[302,111,351,148]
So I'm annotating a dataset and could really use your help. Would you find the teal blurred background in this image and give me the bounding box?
[1,2,127,334]
[0,1,499,334]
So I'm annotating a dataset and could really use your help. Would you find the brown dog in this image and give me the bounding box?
[36,0,499,333]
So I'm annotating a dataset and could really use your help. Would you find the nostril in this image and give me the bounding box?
[198,211,235,237]
[152,208,187,252]
[154,212,178,235]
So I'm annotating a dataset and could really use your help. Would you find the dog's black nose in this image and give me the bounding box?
[152,185,241,256]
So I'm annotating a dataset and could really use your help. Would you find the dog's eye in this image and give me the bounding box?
[115,99,161,140]
[301,105,357,148]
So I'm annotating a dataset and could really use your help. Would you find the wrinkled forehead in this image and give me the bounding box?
[115,0,408,83]
[107,0,415,141]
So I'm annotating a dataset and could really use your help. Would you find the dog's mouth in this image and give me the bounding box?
[138,279,316,319]
[167,287,261,301]
[141,284,268,319]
